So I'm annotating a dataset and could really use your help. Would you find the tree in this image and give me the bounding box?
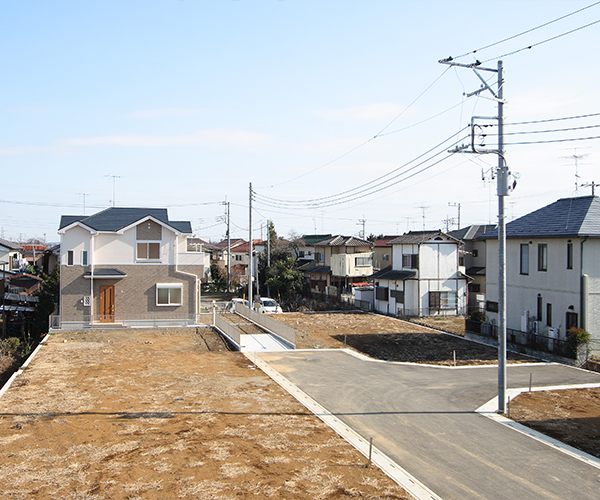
[209,264,227,292]
[265,257,304,307]
[31,263,60,338]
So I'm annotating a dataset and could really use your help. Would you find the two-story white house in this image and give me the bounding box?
[482,195,600,354]
[57,207,205,329]
[370,230,467,317]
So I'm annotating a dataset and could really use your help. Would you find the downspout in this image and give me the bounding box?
[580,236,589,332]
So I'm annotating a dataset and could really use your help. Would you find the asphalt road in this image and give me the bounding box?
[258,350,600,500]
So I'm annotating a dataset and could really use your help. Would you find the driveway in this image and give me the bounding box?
[257,350,600,500]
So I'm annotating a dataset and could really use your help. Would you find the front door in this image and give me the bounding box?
[99,285,115,323]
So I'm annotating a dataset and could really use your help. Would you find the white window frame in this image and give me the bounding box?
[137,241,161,262]
[81,250,88,266]
[156,283,183,306]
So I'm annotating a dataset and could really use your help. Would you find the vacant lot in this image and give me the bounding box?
[0,328,409,500]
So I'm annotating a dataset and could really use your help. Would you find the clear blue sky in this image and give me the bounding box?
[2,0,599,243]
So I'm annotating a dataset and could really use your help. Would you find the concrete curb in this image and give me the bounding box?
[476,383,600,470]
[246,351,442,500]
[0,334,50,399]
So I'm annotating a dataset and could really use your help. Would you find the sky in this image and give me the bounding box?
[2,0,599,244]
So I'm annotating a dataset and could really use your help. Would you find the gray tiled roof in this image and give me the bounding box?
[369,266,416,281]
[388,230,460,245]
[59,207,192,234]
[313,235,371,247]
[449,225,496,241]
[481,196,600,239]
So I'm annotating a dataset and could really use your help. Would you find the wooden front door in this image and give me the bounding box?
[99,285,115,323]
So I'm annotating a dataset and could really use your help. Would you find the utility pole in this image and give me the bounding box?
[440,57,509,414]
[248,183,253,307]
[222,200,231,293]
[357,218,367,239]
[448,202,461,230]
[105,174,122,207]
[267,219,271,298]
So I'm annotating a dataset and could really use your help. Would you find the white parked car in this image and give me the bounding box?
[259,297,282,313]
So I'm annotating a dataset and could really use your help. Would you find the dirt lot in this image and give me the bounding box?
[1,312,599,499]
[0,327,410,500]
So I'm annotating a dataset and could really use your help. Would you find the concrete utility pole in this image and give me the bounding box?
[223,200,231,292]
[448,202,461,230]
[248,183,253,307]
[439,57,509,414]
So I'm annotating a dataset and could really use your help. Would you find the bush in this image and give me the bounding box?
[567,327,590,345]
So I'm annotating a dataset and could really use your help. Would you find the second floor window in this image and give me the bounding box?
[520,244,529,275]
[567,242,573,270]
[355,256,372,267]
[537,243,548,272]
[402,253,418,269]
[137,242,160,261]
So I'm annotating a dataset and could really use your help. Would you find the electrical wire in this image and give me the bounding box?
[451,1,600,60]
[505,112,600,126]
[481,18,600,64]
[505,135,600,145]
[255,126,469,208]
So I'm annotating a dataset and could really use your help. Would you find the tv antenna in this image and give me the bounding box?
[561,148,590,195]
[105,174,122,207]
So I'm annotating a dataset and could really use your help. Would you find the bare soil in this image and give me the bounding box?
[0,327,410,500]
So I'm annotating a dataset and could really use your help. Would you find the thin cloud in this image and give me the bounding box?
[0,128,273,156]
[127,108,204,118]
[313,102,406,122]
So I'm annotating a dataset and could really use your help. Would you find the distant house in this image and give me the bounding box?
[449,225,495,314]
[0,238,24,271]
[481,195,600,354]
[291,234,332,268]
[372,236,400,271]
[303,235,373,294]
[370,230,467,317]
[57,207,205,329]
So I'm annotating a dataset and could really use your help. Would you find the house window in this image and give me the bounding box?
[81,250,88,266]
[520,244,529,275]
[402,254,418,269]
[537,243,547,272]
[299,250,305,257]
[567,242,573,270]
[429,291,457,310]
[472,249,478,258]
[234,254,243,261]
[546,303,552,327]
[355,256,372,267]
[67,250,74,266]
[137,242,160,261]
[459,255,465,266]
[390,289,404,303]
[537,294,543,322]
[486,300,498,313]
[468,283,481,293]
[382,254,390,262]
[156,284,182,306]
[375,286,389,301]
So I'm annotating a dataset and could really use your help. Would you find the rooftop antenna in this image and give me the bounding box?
[581,181,597,196]
[79,192,89,215]
[418,204,429,231]
[448,202,461,230]
[561,148,590,195]
[105,174,122,207]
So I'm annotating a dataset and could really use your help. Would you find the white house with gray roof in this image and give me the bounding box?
[481,195,600,354]
[370,230,467,317]
[56,207,205,329]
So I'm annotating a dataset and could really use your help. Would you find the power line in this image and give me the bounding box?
[505,112,600,126]
[481,18,600,63]
[255,127,469,208]
[505,135,600,145]
[451,1,600,60]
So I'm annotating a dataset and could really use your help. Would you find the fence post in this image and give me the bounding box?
[212,301,216,326]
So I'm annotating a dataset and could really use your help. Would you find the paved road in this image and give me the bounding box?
[258,350,600,500]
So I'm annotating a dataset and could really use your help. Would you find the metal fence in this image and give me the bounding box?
[50,313,213,331]
[465,319,574,359]
[233,303,296,347]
